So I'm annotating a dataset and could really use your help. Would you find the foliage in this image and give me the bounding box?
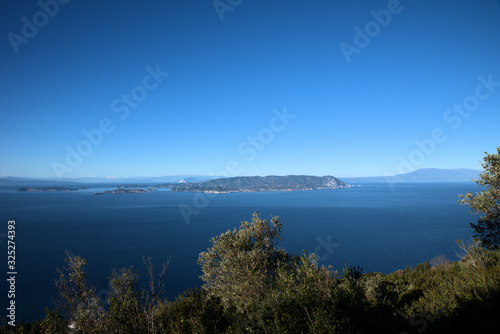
[108,267,142,333]
[54,251,105,333]
[142,256,169,333]
[197,212,295,316]
[164,288,231,333]
[430,255,451,270]
[402,242,500,333]
[460,147,500,250]
[40,308,65,333]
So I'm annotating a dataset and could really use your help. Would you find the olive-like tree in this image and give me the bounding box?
[460,147,500,250]
[198,212,295,315]
[55,252,104,332]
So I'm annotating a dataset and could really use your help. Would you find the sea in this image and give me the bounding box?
[0,182,483,323]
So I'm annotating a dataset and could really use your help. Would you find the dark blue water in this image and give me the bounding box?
[0,182,482,322]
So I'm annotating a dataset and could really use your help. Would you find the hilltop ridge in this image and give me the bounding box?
[341,168,480,183]
[164,175,349,193]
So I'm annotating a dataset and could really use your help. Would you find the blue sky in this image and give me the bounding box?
[1,0,500,178]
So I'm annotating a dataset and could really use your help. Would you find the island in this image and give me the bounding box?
[16,187,88,192]
[162,175,350,193]
[93,188,157,195]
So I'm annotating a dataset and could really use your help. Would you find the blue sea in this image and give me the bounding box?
[0,182,482,323]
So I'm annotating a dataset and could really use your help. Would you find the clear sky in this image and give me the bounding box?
[1,0,500,178]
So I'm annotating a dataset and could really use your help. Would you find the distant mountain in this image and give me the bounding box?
[0,177,71,186]
[179,176,216,183]
[341,168,481,183]
[0,175,220,185]
[69,175,219,184]
[168,175,349,193]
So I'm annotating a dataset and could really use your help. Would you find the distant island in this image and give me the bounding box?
[159,175,350,193]
[93,188,157,195]
[16,187,87,192]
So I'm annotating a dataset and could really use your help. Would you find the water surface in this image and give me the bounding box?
[0,182,481,322]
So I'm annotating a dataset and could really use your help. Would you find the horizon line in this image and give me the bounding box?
[0,167,481,181]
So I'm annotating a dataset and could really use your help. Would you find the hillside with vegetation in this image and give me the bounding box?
[169,175,349,193]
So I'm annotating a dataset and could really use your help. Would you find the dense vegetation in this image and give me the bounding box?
[4,149,500,333]
[460,147,500,250]
[166,175,348,193]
